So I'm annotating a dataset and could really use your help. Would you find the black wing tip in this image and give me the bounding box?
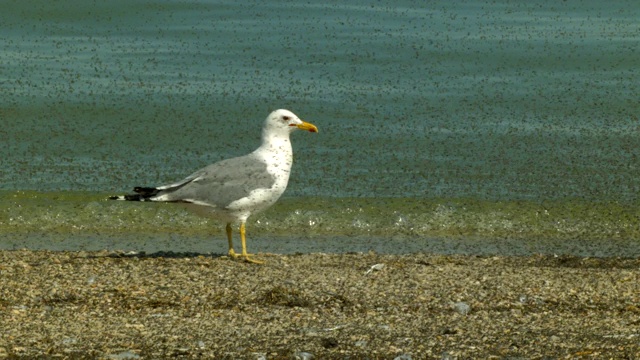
[109,186,160,201]
[134,187,160,197]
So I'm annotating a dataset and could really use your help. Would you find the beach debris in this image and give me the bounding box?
[323,324,347,331]
[393,354,412,360]
[365,263,385,275]
[61,337,77,345]
[518,294,545,305]
[293,351,314,360]
[441,351,455,360]
[451,301,471,315]
[107,350,140,360]
[354,340,368,348]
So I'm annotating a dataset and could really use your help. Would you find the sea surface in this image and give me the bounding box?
[1,0,639,256]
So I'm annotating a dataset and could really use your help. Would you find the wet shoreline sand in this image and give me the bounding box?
[1,250,638,359]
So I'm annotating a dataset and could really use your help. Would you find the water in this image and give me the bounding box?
[1,1,639,256]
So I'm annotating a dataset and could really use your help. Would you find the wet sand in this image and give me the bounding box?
[1,250,639,359]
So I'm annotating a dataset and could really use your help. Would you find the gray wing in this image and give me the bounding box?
[152,154,275,209]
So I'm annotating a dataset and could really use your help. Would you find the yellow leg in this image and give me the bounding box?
[239,222,263,264]
[226,223,238,258]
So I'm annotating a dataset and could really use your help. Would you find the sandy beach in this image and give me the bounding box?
[0,250,638,359]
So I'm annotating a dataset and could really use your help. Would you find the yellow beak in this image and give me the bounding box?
[295,121,319,133]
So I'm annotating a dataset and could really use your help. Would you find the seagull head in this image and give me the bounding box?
[264,109,318,135]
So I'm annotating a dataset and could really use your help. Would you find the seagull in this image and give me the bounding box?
[109,109,318,263]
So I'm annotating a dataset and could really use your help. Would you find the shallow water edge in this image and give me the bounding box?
[2,232,639,258]
[0,191,638,257]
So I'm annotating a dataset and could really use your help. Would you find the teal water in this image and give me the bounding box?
[1,1,639,256]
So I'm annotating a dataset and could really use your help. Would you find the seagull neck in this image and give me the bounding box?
[256,131,293,157]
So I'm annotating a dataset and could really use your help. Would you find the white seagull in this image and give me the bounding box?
[110,109,318,263]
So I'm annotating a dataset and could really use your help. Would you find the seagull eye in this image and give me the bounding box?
[282,116,290,121]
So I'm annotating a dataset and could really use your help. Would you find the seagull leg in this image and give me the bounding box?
[226,223,238,258]
[239,222,263,264]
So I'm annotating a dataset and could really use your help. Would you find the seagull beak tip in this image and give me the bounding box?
[297,121,318,133]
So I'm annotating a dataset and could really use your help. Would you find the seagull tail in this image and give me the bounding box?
[108,187,160,201]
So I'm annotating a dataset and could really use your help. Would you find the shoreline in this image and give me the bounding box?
[1,250,638,358]
[3,232,640,258]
